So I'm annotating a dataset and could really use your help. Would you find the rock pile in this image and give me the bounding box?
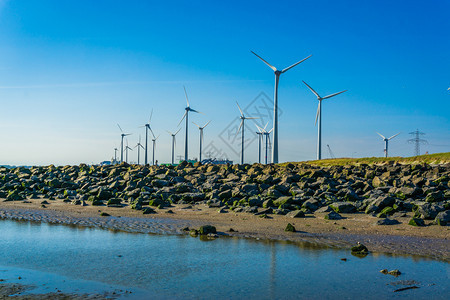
[1,161,449,226]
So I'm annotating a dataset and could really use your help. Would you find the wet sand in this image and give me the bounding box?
[1,199,449,261]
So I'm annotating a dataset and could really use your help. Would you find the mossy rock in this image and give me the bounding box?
[351,243,369,254]
[107,198,122,206]
[408,218,425,227]
[285,223,296,232]
[199,225,217,235]
[100,212,110,217]
[92,199,103,206]
[377,206,395,218]
[142,207,156,214]
[6,191,24,201]
[148,198,164,207]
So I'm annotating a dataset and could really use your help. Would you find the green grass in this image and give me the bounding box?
[282,152,450,167]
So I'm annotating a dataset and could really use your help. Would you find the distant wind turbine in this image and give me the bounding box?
[236,101,258,164]
[125,140,133,164]
[114,148,118,163]
[256,123,273,164]
[377,132,401,158]
[167,128,181,165]
[135,135,145,165]
[151,133,160,165]
[302,81,347,160]
[117,124,132,163]
[193,121,211,163]
[178,86,200,161]
[141,110,155,165]
[251,51,312,163]
[255,125,263,164]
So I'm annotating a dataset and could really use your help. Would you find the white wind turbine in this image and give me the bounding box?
[117,124,132,163]
[377,132,401,158]
[125,140,133,164]
[151,133,160,166]
[141,110,155,165]
[167,128,181,165]
[193,121,211,163]
[255,125,263,164]
[251,51,312,164]
[302,81,347,160]
[178,86,200,161]
[134,135,145,165]
[256,123,273,164]
[236,101,258,164]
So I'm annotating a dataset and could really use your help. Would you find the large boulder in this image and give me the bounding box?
[329,202,357,213]
[415,203,445,220]
[434,210,450,226]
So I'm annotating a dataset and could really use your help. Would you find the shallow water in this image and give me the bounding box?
[0,219,448,299]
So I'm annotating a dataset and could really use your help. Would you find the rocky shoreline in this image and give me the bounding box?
[1,159,449,260]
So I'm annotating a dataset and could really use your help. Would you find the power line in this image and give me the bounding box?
[407,129,427,156]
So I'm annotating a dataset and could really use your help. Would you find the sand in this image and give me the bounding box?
[0,198,449,261]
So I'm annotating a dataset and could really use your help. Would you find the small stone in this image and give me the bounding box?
[100,212,110,216]
[285,223,296,232]
[388,269,401,277]
[380,269,388,274]
[351,242,369,254]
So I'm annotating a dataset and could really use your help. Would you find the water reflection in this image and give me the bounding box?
[0,219,448,299]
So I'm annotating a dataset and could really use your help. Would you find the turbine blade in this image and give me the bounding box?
[236,119,243,135]
[245,117,259,120]
[322,90,347,100]
[263,121,269,131]
[203,120,211,128]
[281,55,312,73]
[268,128,273,134]
[236,101,244,116]
[376,132,386,140]
[117,124,123,133]
[192,121,201,129]
[251,51,277,72]
[166,130,173,135]
[175,127,182,135]
[314,104,320,126]
[149,108,153,123]
[388,132,401,140]
[190,108,201,114]
[177,111,187,127]
[183,86,190,107]
[149,127,155,140]
[124,133,132,136]
[156,134,160,140]
[302,81,320,99]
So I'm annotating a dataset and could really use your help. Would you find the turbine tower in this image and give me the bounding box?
[178,86,200,161]
[302,81,347,160]
[236,101,258,164]
[256,123,273,164]
[141,110,155,165]
[117,124,131,163]
[251,51,312,164]
[114,148,118,164]
[125,140,133,164]
[193,121,211,163]
[135,135,145,164]
[376,132,401,158]
[167,128,181,165]
[255,125,263,164]
[151,134,160,166]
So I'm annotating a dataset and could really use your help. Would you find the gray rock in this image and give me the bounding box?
[434,210,450,226]
[315,206,333,213]
[376,218,400,225]
[416,203,445,220]
[324,211,343,220]
[329,202,357,213]
[286,210,305,218]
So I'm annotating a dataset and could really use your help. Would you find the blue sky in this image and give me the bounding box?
[0,0,449,165]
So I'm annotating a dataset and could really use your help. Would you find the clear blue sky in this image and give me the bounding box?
[0,0,449,165]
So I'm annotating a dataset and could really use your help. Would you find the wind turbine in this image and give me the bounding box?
[141,110,155,165]
[302,81,347,160]
[236,101,258,164]
[255,125,263,164]
[256,123,273,164]
[377,132,401,158]
[193,121,211,163]
[117,124,132,163]
[114,148,118,164]
[251,51,312,164]
[135,135,145,165]
[125,140,133,164]
[167,128,181,165]
[178,86,200,161]
[151,133,160,165]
